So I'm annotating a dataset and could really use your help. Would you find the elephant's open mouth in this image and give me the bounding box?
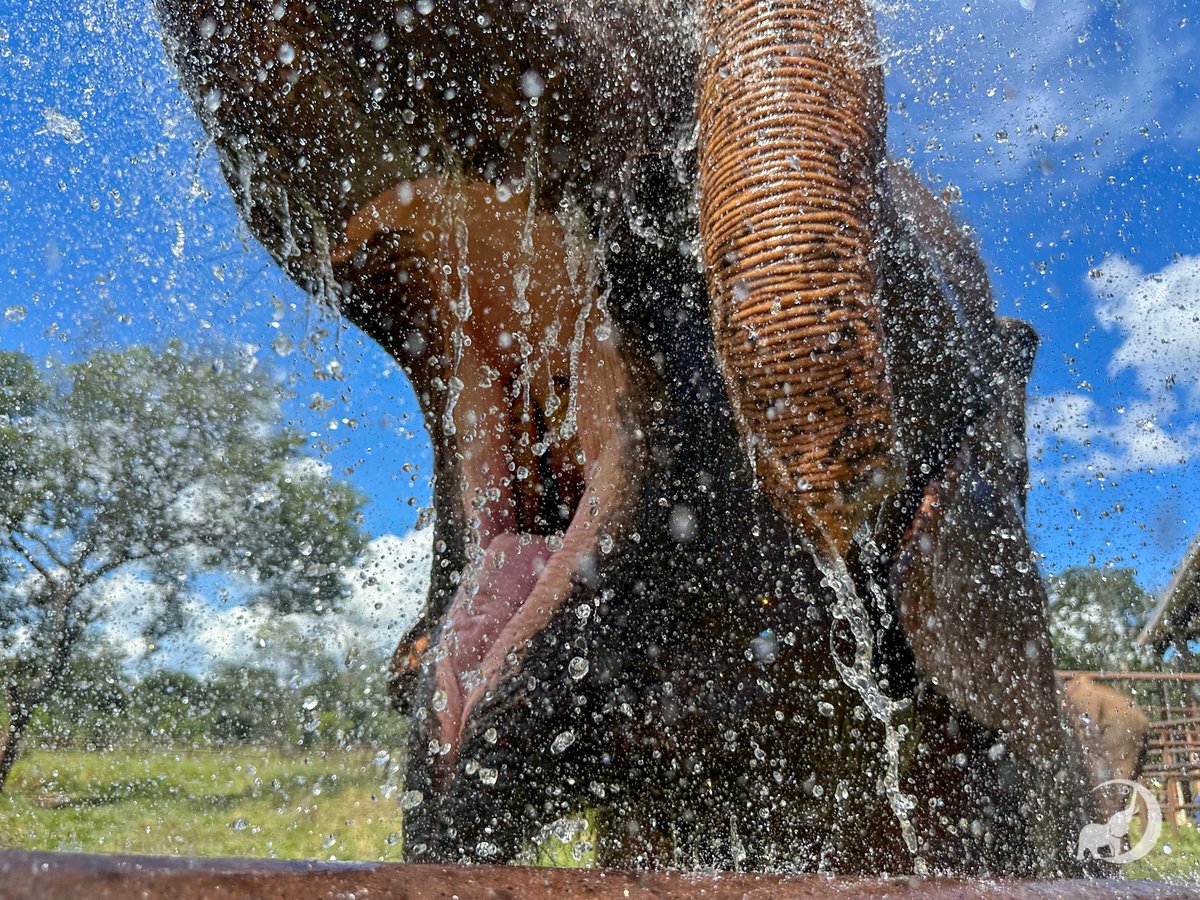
[430,431,601,769]
[333,178,636,769]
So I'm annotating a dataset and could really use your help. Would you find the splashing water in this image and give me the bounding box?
[811,543,925,875]
[557,201,607,441]
[440,179,472,438]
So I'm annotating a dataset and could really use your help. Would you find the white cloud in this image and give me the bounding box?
[283,456,333,481]
[81,529,433,675]
[309,529,432,662]
[879,0,1199,184]
[88,570,171,658]
[1029,392,1096,449]
[1090,255,1200,406]
[1032,394,1196,472]
[1029,256,1200,475]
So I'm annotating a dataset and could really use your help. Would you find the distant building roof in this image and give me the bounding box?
[1138,528,1200,650]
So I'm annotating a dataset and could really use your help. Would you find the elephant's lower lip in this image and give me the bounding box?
[432,512,607,775]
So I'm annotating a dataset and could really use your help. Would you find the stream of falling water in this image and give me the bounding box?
[557,201,606,442]
[439,177,470,439]
[811,540,925,875]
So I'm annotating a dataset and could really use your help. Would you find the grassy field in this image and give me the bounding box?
[1126,819,1200,882]
[1,746,1197,882]
[0,746,404,861]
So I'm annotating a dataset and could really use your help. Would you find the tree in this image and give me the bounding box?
[0,342,366,790]
[1047,566,1160,672]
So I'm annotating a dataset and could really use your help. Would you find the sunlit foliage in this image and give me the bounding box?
[0,343,366,789]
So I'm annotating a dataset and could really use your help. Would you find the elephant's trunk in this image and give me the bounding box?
[699,0,899,556]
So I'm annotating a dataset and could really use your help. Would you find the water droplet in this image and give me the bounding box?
[271,333,294,357]
[568,657,590,680]
[750,631,778,666]
[551,730,576,754]
[36,108,84,144]
[4,305,26,322]
[301,695,318,711]
[668,505,696,543]
[399,790,424,810]
[520,70,545,100]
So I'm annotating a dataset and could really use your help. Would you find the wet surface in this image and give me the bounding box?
[0,850,1195,899]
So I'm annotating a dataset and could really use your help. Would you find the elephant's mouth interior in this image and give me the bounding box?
[433,392,597,765]
[334,179,630,767]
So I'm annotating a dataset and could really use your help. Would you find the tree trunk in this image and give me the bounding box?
[0,690,33,793]
[0,588,82,793]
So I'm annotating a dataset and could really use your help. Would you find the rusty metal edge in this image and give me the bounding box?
[0,850,1197,899]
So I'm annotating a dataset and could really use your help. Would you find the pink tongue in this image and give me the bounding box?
[434,533,553,761]
[443,533,552,666]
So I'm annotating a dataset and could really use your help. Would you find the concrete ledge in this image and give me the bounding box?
[0,850,1197,899]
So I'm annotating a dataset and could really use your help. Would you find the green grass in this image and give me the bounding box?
[518,812,597,868]
[3,746,1198,880]
[1125,820,1200,882]
[0,746,404,861]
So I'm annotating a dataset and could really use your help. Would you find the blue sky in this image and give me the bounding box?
[1,0,1198,600]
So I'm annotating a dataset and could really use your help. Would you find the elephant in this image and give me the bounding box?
[154,0,1093,876]
[1062,676,1151,819]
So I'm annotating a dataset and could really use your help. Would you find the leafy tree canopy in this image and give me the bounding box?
[1047,566,1160,672]
[0,342,368,788]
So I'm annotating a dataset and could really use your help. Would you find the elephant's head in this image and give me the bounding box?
[155,0,956,557]
[1062,677,1151,819]
[156,0,1087,871]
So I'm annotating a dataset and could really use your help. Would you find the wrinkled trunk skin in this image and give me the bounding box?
[699,0,898,557]
[156,0,1088,876]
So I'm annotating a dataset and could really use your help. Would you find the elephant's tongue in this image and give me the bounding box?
[433,533,554,767]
